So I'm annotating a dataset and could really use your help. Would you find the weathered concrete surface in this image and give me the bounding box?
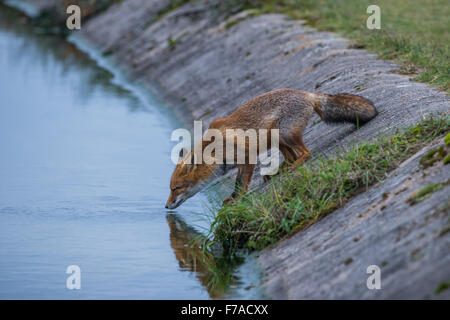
[76,1,450,299]
[259,139,450,299]
[11,0,450,299]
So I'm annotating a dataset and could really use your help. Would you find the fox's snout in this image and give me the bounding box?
[165,193,173,209]
[165,189,188,209]
[165,192,180,209]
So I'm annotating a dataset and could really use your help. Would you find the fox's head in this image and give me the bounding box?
[165,149,216,209]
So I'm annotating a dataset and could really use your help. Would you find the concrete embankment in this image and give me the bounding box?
[13,0,450,299]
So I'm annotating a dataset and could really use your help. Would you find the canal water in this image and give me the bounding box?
[0,5,261,299]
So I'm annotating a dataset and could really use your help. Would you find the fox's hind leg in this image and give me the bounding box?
[262,144,296,182]
[280,144,297,163]
[280,127,311,168]
[291,136,311,167]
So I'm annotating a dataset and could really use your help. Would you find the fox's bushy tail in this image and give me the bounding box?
[314,93,378,125]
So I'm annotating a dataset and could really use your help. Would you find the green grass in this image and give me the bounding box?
[407,181,449,205]
[249,0,449,91]
[204,116,450,252]
[445,133,450,146]
[435,281,450,294]
[152,0,192,22]
[176,243,244,298]
[419,145,448,167]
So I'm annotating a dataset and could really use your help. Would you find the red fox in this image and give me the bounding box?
[165,88,377,209]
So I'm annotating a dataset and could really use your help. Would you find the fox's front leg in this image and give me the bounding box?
[223,164,255,205]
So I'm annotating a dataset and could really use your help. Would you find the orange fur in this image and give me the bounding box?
[166,88,377,209]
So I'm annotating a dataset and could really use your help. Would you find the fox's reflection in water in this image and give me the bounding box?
[166,214,244,299]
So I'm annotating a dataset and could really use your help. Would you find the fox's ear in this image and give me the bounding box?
[182,153,198,174]
[179,148,188,159]
[178,148,189,164]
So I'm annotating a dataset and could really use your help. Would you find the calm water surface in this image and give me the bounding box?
[0,6,258,299]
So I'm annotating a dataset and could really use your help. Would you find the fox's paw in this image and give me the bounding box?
[290,157,309,170]
[223,195,238,206]
[263,170,282,182]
